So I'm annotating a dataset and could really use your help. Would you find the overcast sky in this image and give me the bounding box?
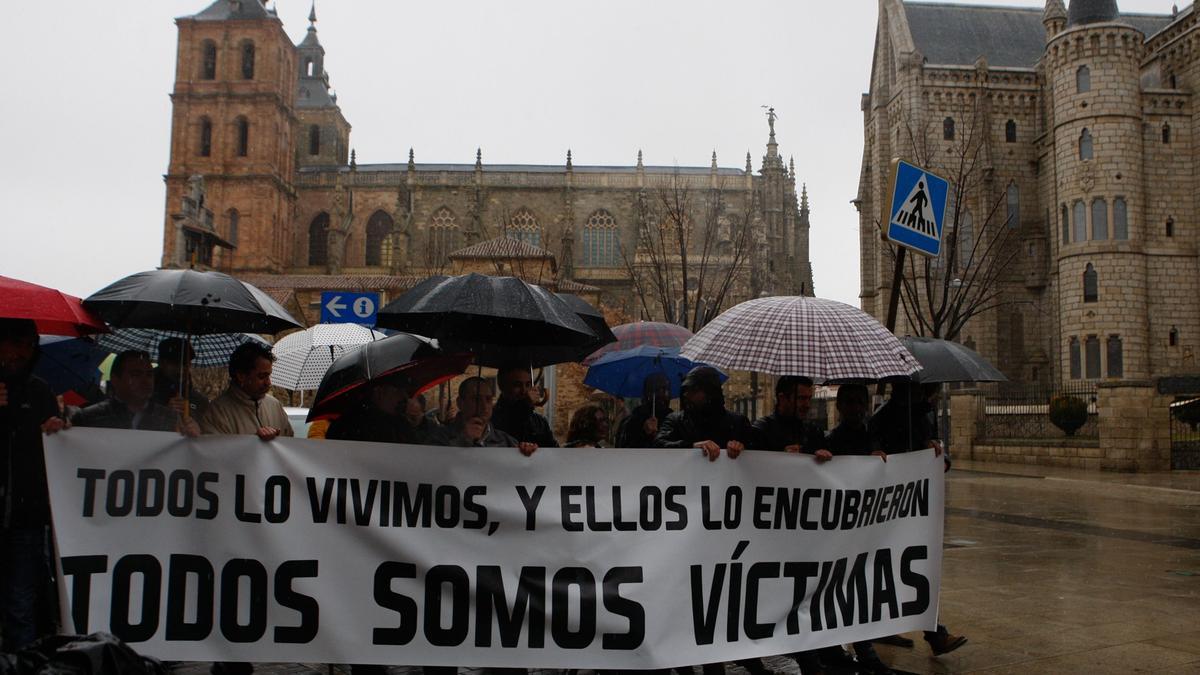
[1,0,1176,305]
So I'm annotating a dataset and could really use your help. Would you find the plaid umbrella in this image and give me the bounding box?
[582,321,693,365]
[97,329,270,368]
[271,323,387,391]
[679,295,922,381]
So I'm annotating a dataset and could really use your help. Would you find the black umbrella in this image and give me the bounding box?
[376,273,598,368]
[83,269,301,335]
[307,332,472,421]
[557,292,617,356]
[900,336,1007,383]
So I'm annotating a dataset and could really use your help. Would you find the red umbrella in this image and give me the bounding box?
[582,321,693,365]
[0,275,107,337]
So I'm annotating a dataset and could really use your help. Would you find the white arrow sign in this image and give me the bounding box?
[324,295,347,318]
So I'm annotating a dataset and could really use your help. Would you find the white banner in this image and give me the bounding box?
[44,429,943,669]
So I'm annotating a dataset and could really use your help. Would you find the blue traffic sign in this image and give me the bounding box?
[320,291,379,325]
[884,159,949,258]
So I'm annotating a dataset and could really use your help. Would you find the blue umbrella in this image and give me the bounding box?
[35,336,111,398]
[584,345,726,400]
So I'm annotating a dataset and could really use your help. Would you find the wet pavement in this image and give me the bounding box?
[171,460,1200,674]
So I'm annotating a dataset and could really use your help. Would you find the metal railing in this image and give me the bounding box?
[978,381,1099,440]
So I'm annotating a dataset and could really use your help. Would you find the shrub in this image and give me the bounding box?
[1049,395,1088,436]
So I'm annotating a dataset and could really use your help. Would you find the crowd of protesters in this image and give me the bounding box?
[0,316,965,675]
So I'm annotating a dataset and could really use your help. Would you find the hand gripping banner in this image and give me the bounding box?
[44,429,944,669]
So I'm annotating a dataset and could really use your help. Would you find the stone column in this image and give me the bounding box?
[949,389,982,460]
[1096,381,1171,471]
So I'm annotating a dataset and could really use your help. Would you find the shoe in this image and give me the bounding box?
[872,635,914,648]
[926,631,968,656]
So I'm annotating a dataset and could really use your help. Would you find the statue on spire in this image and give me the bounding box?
[765,106,777,140]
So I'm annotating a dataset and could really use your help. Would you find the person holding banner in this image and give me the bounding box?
[868,380,967,658]
[655,366,757,460]
[0,318,66,652]
[72,350,200,436]
[752,376,826,455]
[491,363,558,449]
[199,343,293,441]
[430,376,537,455]
[614,372,672,449]
[153,337,209,419]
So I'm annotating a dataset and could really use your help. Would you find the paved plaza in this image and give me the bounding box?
[168,461,1200,675]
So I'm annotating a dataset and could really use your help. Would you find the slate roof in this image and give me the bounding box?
[449,237,556,261]
[297,80,336,109]
[190,0,272,21]
[239,274,424,291]
[300,163,746,176]
[903,2,1173,68]
[557,279,601,293]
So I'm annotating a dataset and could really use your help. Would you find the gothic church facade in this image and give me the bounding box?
[161,0,814,328]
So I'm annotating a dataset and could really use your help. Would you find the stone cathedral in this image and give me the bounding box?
[160,0,814,332]
[860,0,1200,385]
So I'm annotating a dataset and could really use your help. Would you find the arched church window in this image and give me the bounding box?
[1166,216,1175,237]
[1170,326,1179,347]
[1112,198,1128,240]
[1079,128,1093,160]
[1083,263,1098,303]
[1005,119,1017,143]
[365,211,393,267]
[308,125,320,156]
[429,207,458,260]
[943,117,955,141]
[1076,65,1091,93]
[1073,201,1086,243]
[235,117,249,157]
[241,41,255,80]
[199,117,212,157]
[1163,123,1172,144]
[201,40,217,80]
[507,208,541,247]
[582,210,619,267]
[1091,198,1107,240]
[1061,204,1070,243]
[308,213,329,266]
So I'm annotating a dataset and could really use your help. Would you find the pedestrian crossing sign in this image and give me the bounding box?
[883,159,950,258]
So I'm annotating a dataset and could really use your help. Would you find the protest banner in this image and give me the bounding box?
[44,429,944,668]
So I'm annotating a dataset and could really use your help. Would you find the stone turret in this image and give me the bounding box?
[1044,0,1067,38]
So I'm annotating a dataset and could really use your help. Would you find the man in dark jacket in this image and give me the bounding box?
[867,379,966,657]
[490,363,557,448]
[326,381,412,444]
[614,372,671,449]
[0,318,66,651]
[656,366,757,459]
[752,375,826,454]
[73,350,199,435]
[152,337,208,419]
[431,377,533,453]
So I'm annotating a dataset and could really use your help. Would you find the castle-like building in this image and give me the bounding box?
[860,0,1200,385]
[161,0,814,328]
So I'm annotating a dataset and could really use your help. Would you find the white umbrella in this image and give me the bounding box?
[680,295,922,381]
[271,324,387,390]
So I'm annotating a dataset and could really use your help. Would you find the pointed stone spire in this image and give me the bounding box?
[636,150,644,169]
[308,0,317,26]
[762,107,784,170]
[800,183,810,215]
[349,148,356,170]
[566,149,573,171]
[789,156,796,180]
[475,148,482,170]
[711,151,718,170]
[407,148,415,171]
[745,151,753,173]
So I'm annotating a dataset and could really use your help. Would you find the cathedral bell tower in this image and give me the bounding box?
[162,0,298,273]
